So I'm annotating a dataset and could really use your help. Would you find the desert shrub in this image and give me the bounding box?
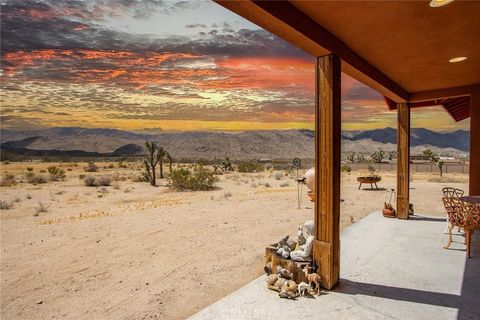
[280,182,290,187]
[168,166,217,191]
[39,169,46,173]
[220,191,233,200]
[273,172,283,180]
[108,164,115,169]
[84,175,111,187]
[111,173,127,181]
[98,187,109,193]
[237,161,264,173]
[27,167,34,172]
[47,166,66,181]
[78,174,86,180]
[84,176,96,186]
[0,174,16,187]
[27,173,47,184]
[264,182,271,188]
[0,200,13,210]
[367,165,375,172]
[67,168,72,171]
[33,202,49,216]
[96,175,111,186]
[84,162,98,172]
[131,175,145,183]
[273,163,290,170]
[341,164,352,172]
[26,193,32,199]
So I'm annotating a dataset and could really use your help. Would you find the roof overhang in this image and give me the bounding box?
[216,0,480,122]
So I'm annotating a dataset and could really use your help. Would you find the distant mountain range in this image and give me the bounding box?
[0,127,470,160]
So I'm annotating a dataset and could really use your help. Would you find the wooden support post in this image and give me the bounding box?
[313,54,341,290]
[470,90,480,195]
[396,102,410,219]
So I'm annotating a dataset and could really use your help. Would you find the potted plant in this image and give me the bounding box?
[383,189,396,218]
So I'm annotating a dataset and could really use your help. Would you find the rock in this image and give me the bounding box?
[36,300,43,304]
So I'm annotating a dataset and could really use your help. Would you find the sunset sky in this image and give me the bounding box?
[0,0,469,132]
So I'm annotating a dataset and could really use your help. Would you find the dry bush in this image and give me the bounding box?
[26,173,47,184]
[84,162,98,172]
[84,175,111,187]
[280,182,290,187]
[220,191,233,200]
[84,176,96,186]
[33,202,49,216]
[110,173,127,181]
[96,175,111,186]
[0,174,16,187]
[273,172,283,180]
[0,200,13,210]
[131,175,144,182]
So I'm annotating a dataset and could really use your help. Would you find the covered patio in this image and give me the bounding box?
[215,0,480,290]
[189,212,480,319]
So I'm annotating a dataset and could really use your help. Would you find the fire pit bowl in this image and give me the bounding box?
[357,175,381,190]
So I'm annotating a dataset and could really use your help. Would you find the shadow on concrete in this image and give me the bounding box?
[336,229,480,320]
[459,231,480,319]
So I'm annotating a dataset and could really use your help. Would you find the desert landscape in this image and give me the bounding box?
[0,161,468,319]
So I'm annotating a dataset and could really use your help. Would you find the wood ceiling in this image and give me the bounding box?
[217,0,480,121]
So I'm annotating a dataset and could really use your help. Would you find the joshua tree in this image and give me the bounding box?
[144,141,163,186]
[423,148,444,177]
[166,152,173,176]
[222,157,234,172]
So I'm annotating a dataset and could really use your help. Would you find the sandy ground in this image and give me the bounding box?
[0,162,468,319]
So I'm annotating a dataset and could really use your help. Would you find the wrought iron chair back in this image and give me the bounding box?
[442,196,480,258]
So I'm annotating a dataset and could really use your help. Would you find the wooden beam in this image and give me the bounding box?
[313,54,341,289]
[216,0,409,102]
[410,84,480,102]
[470,90,480,195]
[397,102,410,219]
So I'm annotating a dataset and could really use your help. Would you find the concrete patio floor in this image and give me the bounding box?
[189,212,480,320]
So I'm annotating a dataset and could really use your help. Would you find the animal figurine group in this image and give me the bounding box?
[266,273,298,299]
[265,265,321,299]
[276,235,297,259]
